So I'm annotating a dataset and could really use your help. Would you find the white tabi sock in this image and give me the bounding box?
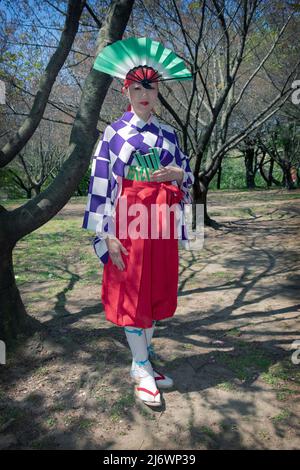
[124,326,158,394]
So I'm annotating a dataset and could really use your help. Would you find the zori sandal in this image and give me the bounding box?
[153,369,174,389]
[135,385,162,407]
[130,362,173,389]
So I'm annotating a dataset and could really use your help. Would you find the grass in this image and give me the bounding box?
[217,381,238,392]
[110,393,136,422]
[51,403,66,413]
[95,395,109,409]
[200,426,217,439]
[138,405,157,420]
[276,389,299,401]
[209,188,300,201]
[211,208,257,219]
[220,422,239,432]
[261,359,300,387]
[25,393,44,404]
[181,343,194,350]
[30,437,58,449]
[216,341,273,381]
[259,358,300,405]
[0,407,26,428]
[45,417,57,428]
[35,366,49,377]
[78,418,95,430]
[12,216,99,286]
[210,271,231,278]
[225,328,242,338]
[257,430,271,440]
[63,415,76,427]
[271,410,291,422]
[61,415,95,430]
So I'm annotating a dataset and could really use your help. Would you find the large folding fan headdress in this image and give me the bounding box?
[93,36,193,88]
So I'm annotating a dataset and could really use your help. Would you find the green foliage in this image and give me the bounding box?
[210,154,284,190]
[0,167,25,199]
[76,164,92,196]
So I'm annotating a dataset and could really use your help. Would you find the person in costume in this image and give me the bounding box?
[82,37,194,407]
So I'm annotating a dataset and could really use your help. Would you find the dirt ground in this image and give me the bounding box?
[0,188,299,450]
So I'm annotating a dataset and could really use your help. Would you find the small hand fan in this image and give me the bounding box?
[127,148,162,181]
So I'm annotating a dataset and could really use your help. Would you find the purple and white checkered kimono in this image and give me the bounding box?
[82,110,194,264]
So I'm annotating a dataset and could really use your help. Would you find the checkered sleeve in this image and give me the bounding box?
[174,130,194,204]
[82,125,116,237]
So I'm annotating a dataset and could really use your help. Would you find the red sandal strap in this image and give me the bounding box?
[153,370,165,380]
[136,387,160,397]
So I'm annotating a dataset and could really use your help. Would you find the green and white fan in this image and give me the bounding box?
[93,37,192,84]
[127,148,162,182]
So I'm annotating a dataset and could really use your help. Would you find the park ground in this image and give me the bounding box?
[0,188,299,450]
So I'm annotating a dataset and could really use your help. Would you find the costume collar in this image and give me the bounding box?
[120,110,159,132]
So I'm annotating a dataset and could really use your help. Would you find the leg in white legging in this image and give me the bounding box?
[130,320,156,370]
[145,320,156,358]
[124,326,160,404]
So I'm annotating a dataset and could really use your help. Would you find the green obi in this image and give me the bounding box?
[126,147,161,182]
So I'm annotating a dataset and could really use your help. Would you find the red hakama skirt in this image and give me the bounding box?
[101,177,184,328]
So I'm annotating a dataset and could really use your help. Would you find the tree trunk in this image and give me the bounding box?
[194,175,219,227]
[296,169,300,187]
[34,185,41,196]
[259,153,281,188]
[281,162,295,190]
[0,242,41,347]
[245,147,256,189]
[217,164,222,189]
[259,152,271,187]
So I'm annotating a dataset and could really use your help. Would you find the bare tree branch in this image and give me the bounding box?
[0,0,86,168]
[5,0,135,241]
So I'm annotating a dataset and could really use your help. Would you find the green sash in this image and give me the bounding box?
[126,147,161,181]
